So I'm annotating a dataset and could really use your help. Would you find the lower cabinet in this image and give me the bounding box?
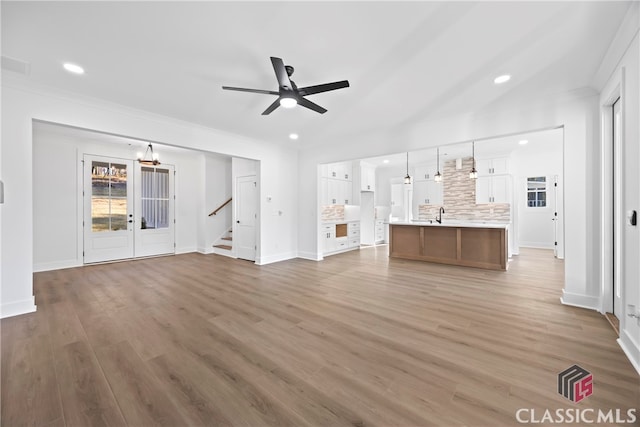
[375,220,385,243]
[323,221,360,256]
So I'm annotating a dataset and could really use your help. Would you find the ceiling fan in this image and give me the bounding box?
[222,57,349,115]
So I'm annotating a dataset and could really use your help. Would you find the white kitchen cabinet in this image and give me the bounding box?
[360,163,376,191]
[476,175,511,204]
[323,221,361,255]
[321,224,336,253]
[412,180,443,216]
[391,183,404,218]
[322,177,353,205]
[326,161,353,181]
[476,157,510,177]
[414,164,438,181]
[348,222,361,248]
[374,219,385,243]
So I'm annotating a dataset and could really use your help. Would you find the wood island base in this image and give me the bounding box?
[389,224,508,271]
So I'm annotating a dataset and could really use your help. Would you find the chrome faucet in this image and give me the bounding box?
[436,207,445,224]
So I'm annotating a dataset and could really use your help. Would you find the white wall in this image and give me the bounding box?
[375,165,407,207]
[510,131,564,249]
[1,79,298,318]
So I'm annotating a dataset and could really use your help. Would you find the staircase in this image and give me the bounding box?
[212,228,234,257]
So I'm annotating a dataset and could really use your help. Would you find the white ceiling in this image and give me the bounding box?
[2,2,630,149]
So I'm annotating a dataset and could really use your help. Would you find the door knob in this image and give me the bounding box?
[128,219,133,223]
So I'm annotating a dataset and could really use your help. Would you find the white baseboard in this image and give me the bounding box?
[212,247,235,258]
[1,298,37,319]
[619,331,640,376]
[519,242,555,249]
[197,246,215,255]
[297,251,322,261]
[34,259,82,272]
[560,290,600,311]
[255,252,296,265]
[175,246,197,255]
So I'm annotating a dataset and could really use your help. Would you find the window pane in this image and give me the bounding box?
[92,161,128,232]
[140,167,169,230]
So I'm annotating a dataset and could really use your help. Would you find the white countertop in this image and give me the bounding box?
[390,220,509,229]
[322,220,360,224]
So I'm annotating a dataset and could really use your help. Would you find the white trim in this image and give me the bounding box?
[197,246,215,255]
[599,71,624,315]
[560,290,601,311]
[1,298,37,319]
[255,251,296,265]
[297,251,322,261]
[34,259,82,273]
[519,243,555,250]
[175,246,197,254]
[618,332,640,376]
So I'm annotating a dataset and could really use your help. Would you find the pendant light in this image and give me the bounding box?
[404,152,412,184]
[137,143,161,165]
[434,147,442,183]
[469,141,478,179]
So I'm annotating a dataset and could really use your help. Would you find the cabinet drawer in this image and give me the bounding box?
[322,224,335,232]
[349,238,360,248]
[348,222,360,231]
[335,240,348,250]
[349,228,360,237]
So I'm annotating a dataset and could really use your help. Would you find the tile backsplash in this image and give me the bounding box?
[321,204,345,221]
[418,157,511,222]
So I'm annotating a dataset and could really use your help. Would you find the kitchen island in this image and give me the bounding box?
[389,221,508,271]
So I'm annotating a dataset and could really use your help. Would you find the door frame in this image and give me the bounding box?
[600,70,624,317]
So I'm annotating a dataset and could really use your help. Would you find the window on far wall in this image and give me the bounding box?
[527,176,547,207]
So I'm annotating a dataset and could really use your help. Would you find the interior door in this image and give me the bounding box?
[134,164,175,257]
[84,155,134,263]
[235,175,257,261]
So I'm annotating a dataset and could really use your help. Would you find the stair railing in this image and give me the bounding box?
[209,197,232,216]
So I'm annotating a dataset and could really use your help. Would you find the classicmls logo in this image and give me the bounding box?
[558,365,593,403]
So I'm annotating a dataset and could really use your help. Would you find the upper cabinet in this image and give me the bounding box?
[414,164,438,181]
[476,157,510,177]
[321,161,354,205]
[360,162,376,192]
[322,161,353,181]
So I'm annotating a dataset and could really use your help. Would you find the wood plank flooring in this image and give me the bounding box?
[2,247,638,426]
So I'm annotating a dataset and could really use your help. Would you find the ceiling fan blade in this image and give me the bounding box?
[271,57,292,90]
[297,97,327,114]
[222,86,279,95]
[297,80,350,97]
[262,98,281,115]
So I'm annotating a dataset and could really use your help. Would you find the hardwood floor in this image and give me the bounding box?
[2,247,638,426]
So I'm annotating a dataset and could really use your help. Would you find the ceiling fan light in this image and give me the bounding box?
[279,97,297,108]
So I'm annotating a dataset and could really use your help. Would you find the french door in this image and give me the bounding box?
[83,156,134,263]
[84,155,175,263]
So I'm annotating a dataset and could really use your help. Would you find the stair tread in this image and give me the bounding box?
[221,237,232,241]
[213,244,232,250]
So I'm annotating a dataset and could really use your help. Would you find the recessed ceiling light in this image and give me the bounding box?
[519,139,529,145]
[383,159,389,164]
[494,74,511,84]
[289,133,299,140]
[63,62,85,74]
